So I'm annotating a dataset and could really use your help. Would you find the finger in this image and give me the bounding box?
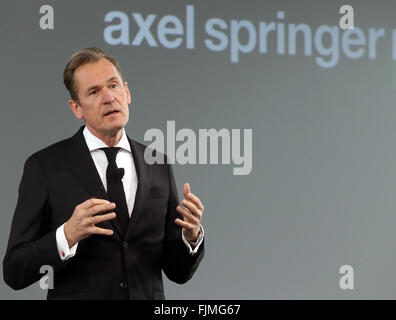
[91,212,116,225]
[183,183,190,197]
[87,202,116,217]
[181,200,202,219]
[185,193,204,211]
[79,198,111,210]
[177,205,199,225]
[90,226,114,236]
[85,215,96,228]
[174,218,195,230]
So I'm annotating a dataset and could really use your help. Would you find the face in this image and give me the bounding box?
[69,58,131,139]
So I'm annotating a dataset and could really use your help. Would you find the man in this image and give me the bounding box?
[3,47,205,299]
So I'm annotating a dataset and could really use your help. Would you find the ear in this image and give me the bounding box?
[124,82,132,105]
[68,99,84,120]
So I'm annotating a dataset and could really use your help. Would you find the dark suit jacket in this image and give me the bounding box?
[3,126,204,299]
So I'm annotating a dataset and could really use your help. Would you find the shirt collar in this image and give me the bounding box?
[83,126,131,152]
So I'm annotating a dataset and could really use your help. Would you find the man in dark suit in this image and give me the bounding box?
[3,47,205,299]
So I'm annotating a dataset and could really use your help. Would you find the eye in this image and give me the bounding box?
[111,83,118,88]
[89,90,97,95]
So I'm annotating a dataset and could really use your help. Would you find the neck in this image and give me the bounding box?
[86,125,124,147]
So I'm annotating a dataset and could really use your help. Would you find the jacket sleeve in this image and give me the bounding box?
[161,161,205,284]
[3,155,63,290]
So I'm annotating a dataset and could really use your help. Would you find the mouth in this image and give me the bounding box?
[103,109,120,117]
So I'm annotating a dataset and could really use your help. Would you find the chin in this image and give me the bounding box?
[108,121,126,132]
[107,125,123,132]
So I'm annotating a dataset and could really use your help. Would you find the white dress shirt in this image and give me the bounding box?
[56,126,203,261]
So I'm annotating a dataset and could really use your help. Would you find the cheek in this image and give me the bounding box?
[87,108,102,122]
[121,89,131,105]
[120,95,130,111]
[122,107,129,120]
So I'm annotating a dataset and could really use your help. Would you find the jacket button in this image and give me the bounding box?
[122,241,128,248]
[120,282,128,289]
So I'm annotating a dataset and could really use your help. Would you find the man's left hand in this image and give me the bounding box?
[175,183,204,242]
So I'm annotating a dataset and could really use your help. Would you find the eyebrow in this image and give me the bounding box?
[85,77,121,93]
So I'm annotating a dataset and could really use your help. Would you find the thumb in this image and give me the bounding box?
[183,183,190,197]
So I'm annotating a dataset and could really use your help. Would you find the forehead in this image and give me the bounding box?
[74,58,122,91]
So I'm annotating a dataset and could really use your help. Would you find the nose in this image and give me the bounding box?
[102,87,115,105]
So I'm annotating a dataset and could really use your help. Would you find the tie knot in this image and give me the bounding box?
[101,147,121,162]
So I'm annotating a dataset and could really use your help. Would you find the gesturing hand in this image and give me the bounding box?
[175,183,204,242]
[64,198,116,248]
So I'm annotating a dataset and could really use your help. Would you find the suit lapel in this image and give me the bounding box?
[125,137,151,238]
[66,126,123,239]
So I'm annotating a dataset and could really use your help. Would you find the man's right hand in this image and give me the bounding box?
[64,198,116,248]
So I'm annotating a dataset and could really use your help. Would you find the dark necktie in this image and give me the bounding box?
[101,147,129,236]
